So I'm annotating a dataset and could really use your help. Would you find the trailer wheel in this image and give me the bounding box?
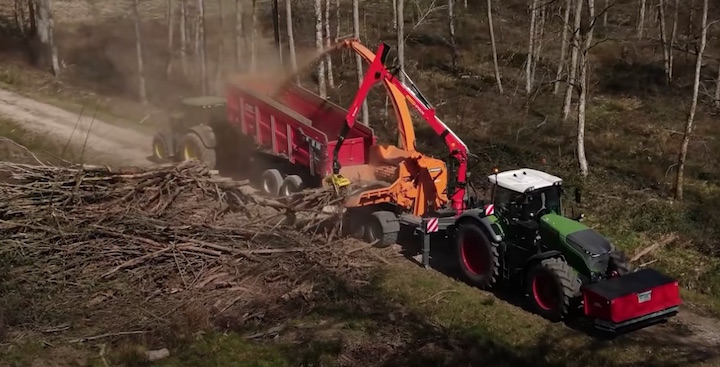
[279,175,304,197]
[152,134,170,162]
[362,211,399,248]
[261,169,284,197]
[180,132,216,169]
[525,257,581,322]
[455,222,500,290]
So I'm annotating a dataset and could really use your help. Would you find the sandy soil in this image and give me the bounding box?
[0,88,153,166]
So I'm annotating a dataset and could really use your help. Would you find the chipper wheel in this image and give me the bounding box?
[358,211,399,248]
[525,257,581,322]
[455,222,500,290]
[261,169,284,197]
[180,132,217,169]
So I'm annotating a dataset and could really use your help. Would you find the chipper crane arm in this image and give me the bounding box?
[331,42,470,215]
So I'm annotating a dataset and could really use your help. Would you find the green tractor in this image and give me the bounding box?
[151,96,227,169]
[454,168,680,330]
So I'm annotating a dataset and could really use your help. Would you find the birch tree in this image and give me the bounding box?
[397,0,406,84]
[554,0,571,94]
[250,0,258,72]
[325,0,334,88]
[315,0,327,97]
[526,0,538,94]
[448,0,458,72]
[235,0,243,70]
[675,0,708,201]
[637,0,646,38]
[668,0,678,82]
[658,0,670,84]
[35,0,60,76]
[286,0,298,75]
[714,62,720,108]
[487,0,503,93]
[353,0,369,125]
[216,0,225,93]
[166,0,175,77]
[562,0,583,121]
[131,0,147,103]
[577,0,595,177]
[197,0,208,93]
[180,0,188,74]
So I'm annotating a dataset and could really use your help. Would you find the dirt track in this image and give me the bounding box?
[1,85,720,360]
[0,88,153,166]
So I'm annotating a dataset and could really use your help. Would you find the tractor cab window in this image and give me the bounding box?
[524,186,562,218]
[493,185,525,213]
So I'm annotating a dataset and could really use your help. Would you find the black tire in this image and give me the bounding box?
[608,246,636,276]
[525,257,581,322]
[180,132,217,169]
[362,211,399,248]
[455,222,500,290]
[279,175,304,197]
[261,169,284,197]
[151,134,170,162]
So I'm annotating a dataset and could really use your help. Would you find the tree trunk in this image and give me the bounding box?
[353,0,369,125]
[336,0,342,64]
[658,0,670,84]
[166,0,175,78]
[531,2,547,86]
[603,0,608,26]
[197,0,208,93]
[271,0,282,63]
[668,0,677,82]
[526,0,538,94]
[250,0,258,72]
[448,0,458,73]
[487,0,503,94]
[715,62,720,108]
[180,0,188,75]
[315,0,327,98]
[393,0,397,30]
[554,0,571,94]
[216,0,224,93]
[28,0,36,36]
[577,0,595,177]
[235,0,243,70]
[131,0,147,103]
[35,0,60,76]
[286,0,298,77]
[397,0,405,84]
[686,0,694,62]
[637,0,645,38]
[325,0,334,88]
[562,0,583,121]
[675,0,707,201]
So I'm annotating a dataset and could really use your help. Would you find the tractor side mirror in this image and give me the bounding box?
[574,188,582,204]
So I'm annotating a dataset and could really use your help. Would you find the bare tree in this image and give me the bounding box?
[526,0,538,94]
[286,0,298,75]
[180,0,189,74]
[131,0,147,103]
[353,0,369,125]
[197,0,208,93]
[235,0,244,70]
[531,2,547,86]
[216,0,225,93]
[487,0,503,93]
[448,0,458,72]
[562,0,584,121]
[715,62,720,108]
[577,0,596,177]
[658,0,670,84]
[554,0,571,94]
[250,0,258,72]
[603,0,608,26]
[34,0,60,76]
[393,0,398,30]
[397,0,405,84]
[675,0,708,201]
[668,0,678,82]
[637,0,646,38]
[315,0,327,97]
[166,0,176,77]
[325,0,334,88]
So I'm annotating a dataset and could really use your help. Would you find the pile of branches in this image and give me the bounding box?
[0,160,379,337]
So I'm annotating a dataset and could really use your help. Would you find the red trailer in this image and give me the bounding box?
[150,76,377,197]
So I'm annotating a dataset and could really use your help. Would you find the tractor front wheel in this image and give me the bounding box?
[455,222,500,290]
[525,257,581,322]
[152,135,170,162]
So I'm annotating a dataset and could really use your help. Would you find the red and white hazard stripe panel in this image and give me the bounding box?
[426,217,439,233]
[484,204,495,216]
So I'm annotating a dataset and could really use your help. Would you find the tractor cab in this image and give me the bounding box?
[488,168,564,225]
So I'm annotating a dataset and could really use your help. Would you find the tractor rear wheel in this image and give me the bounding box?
[525,257,581,322]
[180,132,216,169]
[455,222,500,290]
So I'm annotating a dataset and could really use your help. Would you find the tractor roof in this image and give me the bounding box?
[488,168,562,193]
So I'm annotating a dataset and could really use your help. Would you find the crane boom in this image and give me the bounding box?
[332,42,470,214]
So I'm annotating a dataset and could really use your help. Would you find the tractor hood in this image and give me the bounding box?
[540,213,613,275]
